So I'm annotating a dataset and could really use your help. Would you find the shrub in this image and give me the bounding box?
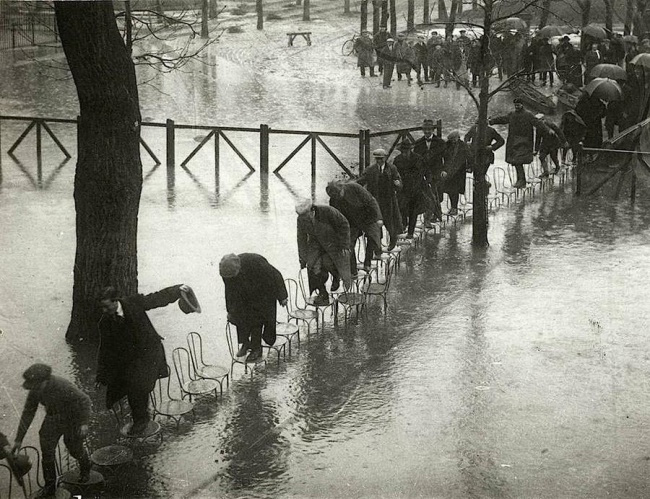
[267,12,282,20]
[227,25,244,33]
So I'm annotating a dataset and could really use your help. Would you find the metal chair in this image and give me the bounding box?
[262,333,288,365]
[526,162,543,193]
[484,172,502,211]
[333,274,369,324]
[150,365,195,428]
[506,164,533,199]
[16,445,42,497]
[284,277,319,333]
[276,321,300,354]
[55,441,105,497]
[363,257,395,310]
[492,166,517,204]
[172,347,219,403]
[111,397,163,445]
[0,463,16,499]
[187,332,229,395]
[298,268,334,321]
[225,321,264,375]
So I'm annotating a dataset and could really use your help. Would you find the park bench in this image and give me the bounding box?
[287,31,312,46]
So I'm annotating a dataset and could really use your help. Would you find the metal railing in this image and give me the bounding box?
[0,2,59,50]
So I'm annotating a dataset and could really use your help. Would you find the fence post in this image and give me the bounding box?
[575,143,583,196]
[214,128,220,189]
[311,133,317,180]
[166,119,175,171]
[260,124,269,175]
[631,171,637,205]
[364,129,371,170]
[36,120,42,186]
[358,129,365,176]
[436,119,442,138]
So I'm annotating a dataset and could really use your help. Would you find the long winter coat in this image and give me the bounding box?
[442,140,470,195]
[536,42,554,72]
[413,135,447,182]
[395,40,415,73]
[464,124,505,167]
[297,205,352,290]
[355,35,375,68]
[357,162,404,238]
[224,253,287,345]
[575,94,605,148]
[413,41,428,67]
[535,120,567,154]
[560,110,587,146]
[328,181,383,252]
[394,151,429,216]
[490,109,549,165]
[97,285,183,409]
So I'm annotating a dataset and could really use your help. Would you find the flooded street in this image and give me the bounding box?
[2,17,650,498]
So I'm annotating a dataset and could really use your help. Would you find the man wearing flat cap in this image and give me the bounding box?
[295,199,352,305]
[326,180,384,274]
[490,99,552,188]
[220,253,288,362]
[413,119,446,223]
[13,364,92,497]
[357,148,403,251]
[97,283,197,436]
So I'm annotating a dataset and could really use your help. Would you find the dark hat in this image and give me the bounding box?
[513,97,523,104]
[22,364,51,389]
[562,35,570,41]
[398,141,413,150]
[5,453,32,487]
[422,118,435,128]
[179,286,201,314]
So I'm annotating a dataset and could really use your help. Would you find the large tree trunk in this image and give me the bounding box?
[389,0,396,35]
[538,0,551,29]
[55,2,142,342]
[381,0,388,27]
[257,0,264,29]
[209,0,218,18]
[303,0,310,21]
[125,1,132,54]
[361,0,368,31]
[423,0,430,23]
[604,0,613,33]
[577,0,591,27]
[201,0,209,38]
[373,0,380,33]
[345,0,351,14]
[635,0,648,36]
[407,0,414,31]
[438,0,448,21]
[446,0,458,38]
[625,0,635,35]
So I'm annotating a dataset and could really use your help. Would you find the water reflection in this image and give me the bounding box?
[6,152,70,190]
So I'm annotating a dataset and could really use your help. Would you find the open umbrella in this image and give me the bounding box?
[536,25,571,38]
[623,35,639,43]
[589,63,627,81]
[631,53,650,68]
[584,78,623,102]
[497,17,527,32]
[582,24,608,39]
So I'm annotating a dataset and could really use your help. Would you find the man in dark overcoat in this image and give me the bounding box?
[373,26,390,75]
[442,130,471,215]
[327,180,383,273]
[575,93,606,149]
[489,98,552,188]
[534,113,568,175]
[357,148,403,251]
[393,141,427,237]
[413,119,446,223]
[355,30,376,77]
[220,253,288,362]
[296,198,351,305]
[413,35,429,83]
[381,37,397,88]
[464,119,505,173]
[97,284,190,434]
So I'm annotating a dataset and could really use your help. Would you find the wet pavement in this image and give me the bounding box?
[2,15,650,499]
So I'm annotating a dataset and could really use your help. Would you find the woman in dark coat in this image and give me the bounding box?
[296,200,351,304]
[220,253,288,362]
[327,179,383,273]
[442,130,471,214]
[357,148,403,251]
[97,284,187,432]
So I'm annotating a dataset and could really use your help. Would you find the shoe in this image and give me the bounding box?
[383,85,392,89]
[362,265,371,273]
[313,293,330,306]
[370,73,378,77]
[424,222,434,228]
[387,242,396,251]
[513,180,527,188]
[128,420,148,436]
[34,486,56,498]
[331,278,340,292]
[236,344,249,357]
[448,208,458,216]
[407,81,412,86]
[552,168,561,174]
[405,233,414,239]
[246,348,263,363]
[539,171,549,178]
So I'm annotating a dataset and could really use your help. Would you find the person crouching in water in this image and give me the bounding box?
[534,113,568,176]
[296,198,352,305]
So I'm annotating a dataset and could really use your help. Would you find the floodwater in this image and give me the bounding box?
[2,32,650,499]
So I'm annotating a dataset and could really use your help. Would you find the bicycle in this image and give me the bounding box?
[341,33,359,56]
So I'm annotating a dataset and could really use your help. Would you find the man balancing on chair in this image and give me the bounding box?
[12,364,91,498]
[97,283,200,437]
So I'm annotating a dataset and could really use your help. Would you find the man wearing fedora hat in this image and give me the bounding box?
[357,148,403,251]
[13,364,91,497]
[295,198,352,305]
[393,140,427,237]
[413,119,446,223]
[97,283,196,436]
[220,253,288,362]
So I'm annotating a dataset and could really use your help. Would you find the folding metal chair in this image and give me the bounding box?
[187,331,229,395]
[172,347,219,403]
[284,277,319,333]
[275,321,300,354]
[17,445,42,497]
[492,166,518,204]
[150,365,195,428]
[55,440,105,497]
[363,258,395,310]
[484,172,502,211]
[333,274,369,324]
[225,321,263,375]
[109,397,163,446]
[298,268,334,322]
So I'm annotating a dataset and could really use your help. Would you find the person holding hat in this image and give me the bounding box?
[97,283,196,436]
[326,180,383,274]
[393,141,428,237]
[354,30,376,77]
[413,119,446,223]
[534,114,567,176]
[220,253,288,362]
[13,364,92,497]
[295,198,352,305]
[490,99,552,188]
[357,148,403,251]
